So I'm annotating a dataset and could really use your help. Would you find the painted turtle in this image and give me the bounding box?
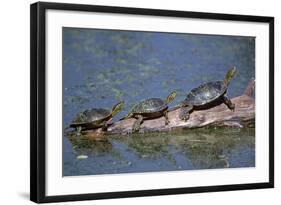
[177,67,237,121]
[70,101,125,134]
[123,91,177,132]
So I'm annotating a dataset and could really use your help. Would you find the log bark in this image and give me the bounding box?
[83,80,255,136]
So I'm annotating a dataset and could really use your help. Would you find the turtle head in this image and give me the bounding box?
[166,91,177,104]
[111,101,125,117]
[224,67,237,86]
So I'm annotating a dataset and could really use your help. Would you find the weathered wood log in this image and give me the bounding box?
[83,80,255,136]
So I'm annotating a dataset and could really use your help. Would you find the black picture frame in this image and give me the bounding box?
[30,1,274,203]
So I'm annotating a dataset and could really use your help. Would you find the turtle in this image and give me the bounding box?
[69,101,125,134]
[176,67,237,121]
[122,91,177,133]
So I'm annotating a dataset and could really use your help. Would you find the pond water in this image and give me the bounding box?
[63,28,255,176]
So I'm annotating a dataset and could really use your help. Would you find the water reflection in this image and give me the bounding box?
[64,128,255,176]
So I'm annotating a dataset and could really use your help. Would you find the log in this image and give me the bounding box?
[82,80,255,136]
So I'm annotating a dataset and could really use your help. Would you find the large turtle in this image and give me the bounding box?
[177,67,237,121]
[69,101,125,134]
[123,91,177,133]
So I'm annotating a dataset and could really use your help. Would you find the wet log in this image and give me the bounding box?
[84,80,255,136]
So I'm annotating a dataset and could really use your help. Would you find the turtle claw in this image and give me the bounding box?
[125,130,133,135]
[179,113,190,122]
[179,106,192,122]
[132,124,140,133]
[179,115,188,122]
[231,104,235,112]
[132,127,140,133]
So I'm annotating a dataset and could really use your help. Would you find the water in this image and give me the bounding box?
[63,28,255,176]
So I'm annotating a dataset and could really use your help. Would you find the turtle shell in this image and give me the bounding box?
[70,108,111,127]
[131,98,167,114]
[185,81,227,106]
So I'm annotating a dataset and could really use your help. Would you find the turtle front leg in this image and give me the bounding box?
[163,110,170,125]
[102,121,108,131]
[223,95,235,111]
[179,105,193,121]
[76,126,82,137]
[132,115,144,133]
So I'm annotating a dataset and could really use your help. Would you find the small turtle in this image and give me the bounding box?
[70,101,125,134]
[123,91,177,133]
[176,67,237,121]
